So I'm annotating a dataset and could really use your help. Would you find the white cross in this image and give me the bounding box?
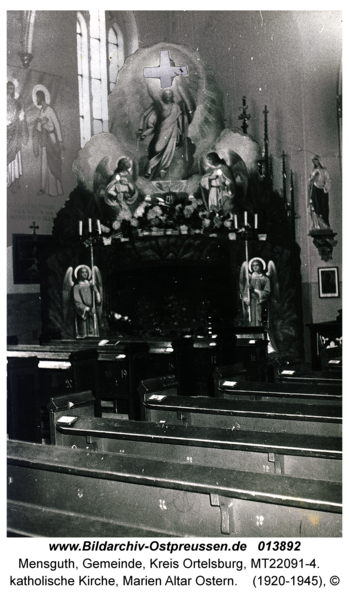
[143,50,188,89]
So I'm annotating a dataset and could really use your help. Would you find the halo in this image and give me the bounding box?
[249,257,266,273]
[74,264,92,280]
[32,84,51,107]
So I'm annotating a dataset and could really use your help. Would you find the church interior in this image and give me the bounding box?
[7,11,342,538]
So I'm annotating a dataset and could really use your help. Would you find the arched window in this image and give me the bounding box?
[76,11,133,147]
[76,11,109,147]
[76,12,91,148]
[89,10,109,136]
[107,23,124,93]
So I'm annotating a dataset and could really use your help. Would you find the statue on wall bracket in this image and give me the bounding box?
[307,155,337,261]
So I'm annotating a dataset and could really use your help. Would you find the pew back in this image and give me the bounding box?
[277,369,342,387]
[137,375,178,421]
[144,394,342,437]
[47,390,96,446]
[7,440,342,538]
[217,380,342,405]
[54,415,342,482]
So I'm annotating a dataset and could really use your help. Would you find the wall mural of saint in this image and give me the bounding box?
[32,84,64,197]
[7,67,63,240]
[7,78,29,192]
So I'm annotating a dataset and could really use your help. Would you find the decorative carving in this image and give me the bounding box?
[238,96,251,134]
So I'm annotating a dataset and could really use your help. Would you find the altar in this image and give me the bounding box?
[35,41,304,367]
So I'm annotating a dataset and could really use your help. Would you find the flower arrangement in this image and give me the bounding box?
[100,193,237,243]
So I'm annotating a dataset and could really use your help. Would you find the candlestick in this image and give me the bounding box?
[79,220,83,236]
[254,214,258,229]
[88,219,92,233]
[234,214,238,229]
[244,212,248,226]
[97,220,101,235]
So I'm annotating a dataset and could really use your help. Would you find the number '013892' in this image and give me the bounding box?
[258,541,301,551]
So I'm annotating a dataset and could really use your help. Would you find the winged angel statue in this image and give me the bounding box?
[93,155,139,222]
[62,264,103,338]
[239,257,280,349]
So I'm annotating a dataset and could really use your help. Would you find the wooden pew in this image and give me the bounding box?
[325,358,342,372]
[7,357,41,443]
[213,364,248,396]
[277,369,342,387]
[217,380,342,406]
[234,338,269,381]
[7,347,98,440]
[137,375,178,421]
[95,341,150,419]
[7,440,342,537]
[143,394,342,437]
[54,415,342,483]
[47,390,96,446]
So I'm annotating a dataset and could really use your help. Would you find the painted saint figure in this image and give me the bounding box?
[240,258,272,327]
[201,152,235,212]
[63,265,103,339]
[308,155,332,230]
[32,85,64,197]
[7,79,29,191]
[137,87,194,180]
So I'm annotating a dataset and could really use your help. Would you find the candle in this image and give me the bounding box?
[27,11,36,54]
[234,214,238,229]
[97,219,101,235]
[244,211,248,226]
[254,213,258,229]
[79,220,83,236]
[88,218,92,232]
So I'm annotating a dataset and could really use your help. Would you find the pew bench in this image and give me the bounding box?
[137,375,178,421]
[54,415,342,482]
[143,394,342,437]
[7,440,342,538]
[48,390,96,445]
[217,380,342,406]
[277,369,342,387]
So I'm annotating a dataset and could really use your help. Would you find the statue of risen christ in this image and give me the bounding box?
[137,87,194,180]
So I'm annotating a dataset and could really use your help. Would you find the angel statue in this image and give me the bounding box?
[239,257,279,329]
[63,265,103,339]
[93,156,139,220]
[201,152,236,213]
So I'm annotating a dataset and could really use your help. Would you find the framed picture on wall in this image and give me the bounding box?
[318,267,339,298]
[12,234,52,284]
